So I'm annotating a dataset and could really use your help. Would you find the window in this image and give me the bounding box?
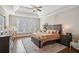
[0,15,5,31]
[17,17,40,33]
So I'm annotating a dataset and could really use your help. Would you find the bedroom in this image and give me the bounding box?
[0,5,79,53]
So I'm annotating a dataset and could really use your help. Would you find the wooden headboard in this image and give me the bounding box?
[47,24,62,34]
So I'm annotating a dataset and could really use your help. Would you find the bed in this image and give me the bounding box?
[31,24,62,48]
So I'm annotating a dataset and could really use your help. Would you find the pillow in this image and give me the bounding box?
[54,30,59,34]
[46,30,50,33]
[52,31,54,34]
[49,30,55,34]
[47,30,59,34]
[49,30,54,34]
[46,30,55,34]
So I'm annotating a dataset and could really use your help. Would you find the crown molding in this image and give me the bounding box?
[9,13,40,19]
[46,5,79,17]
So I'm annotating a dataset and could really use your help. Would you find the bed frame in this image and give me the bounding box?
[31,24,62,48]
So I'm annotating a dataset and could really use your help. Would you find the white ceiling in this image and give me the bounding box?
[40,5,65,15]
[2,5,14,14]
[15,6,38,16]
[1,5,78,18]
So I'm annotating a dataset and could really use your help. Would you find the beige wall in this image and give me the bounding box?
[9,15,17,27]
[40,7,79,40]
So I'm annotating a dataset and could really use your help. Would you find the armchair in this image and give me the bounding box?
[70,40,79,50]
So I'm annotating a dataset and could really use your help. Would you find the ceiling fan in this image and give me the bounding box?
[31,5,42,12]
[23,5,42,12]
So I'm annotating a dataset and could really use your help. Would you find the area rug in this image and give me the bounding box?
[22,38,67,53]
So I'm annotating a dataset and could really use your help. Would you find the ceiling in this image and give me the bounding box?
[1,5,78,18]
[39,5,65,15]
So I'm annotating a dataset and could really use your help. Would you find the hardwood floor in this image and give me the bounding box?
[59,47,79,53]
[11,37,79,53]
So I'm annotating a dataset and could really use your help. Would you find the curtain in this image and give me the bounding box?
[17,17,40,33]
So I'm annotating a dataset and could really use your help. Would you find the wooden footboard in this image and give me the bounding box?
[31,37,60,48]
[31,37,42,48]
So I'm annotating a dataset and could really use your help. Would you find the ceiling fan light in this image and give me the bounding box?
[33,8,36,12]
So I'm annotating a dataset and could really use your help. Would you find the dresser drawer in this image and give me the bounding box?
[0,36,10,53]
[60,33,72,47]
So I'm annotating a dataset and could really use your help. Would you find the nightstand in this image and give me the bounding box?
[60,33,72,47]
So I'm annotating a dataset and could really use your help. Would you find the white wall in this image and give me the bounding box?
[0,6,9,28]
[40,6,79,40]
[40,15,56,29]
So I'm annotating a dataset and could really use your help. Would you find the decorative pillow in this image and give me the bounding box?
[47,30,59,34]
[49,30,54,34]
[52,31,54,34]
[46,30,55,34]
[46,30,50,34]
[55,30,59,34]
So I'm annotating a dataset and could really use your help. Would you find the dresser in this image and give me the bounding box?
[0,35,10,53]
[60,33,72,47]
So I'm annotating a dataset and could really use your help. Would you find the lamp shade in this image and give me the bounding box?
[63,25,71,34]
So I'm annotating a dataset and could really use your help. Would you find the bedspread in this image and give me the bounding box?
[31,32,60,42]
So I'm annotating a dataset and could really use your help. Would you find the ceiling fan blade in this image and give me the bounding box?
[38,6,42,8]
[37,8,41,12]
